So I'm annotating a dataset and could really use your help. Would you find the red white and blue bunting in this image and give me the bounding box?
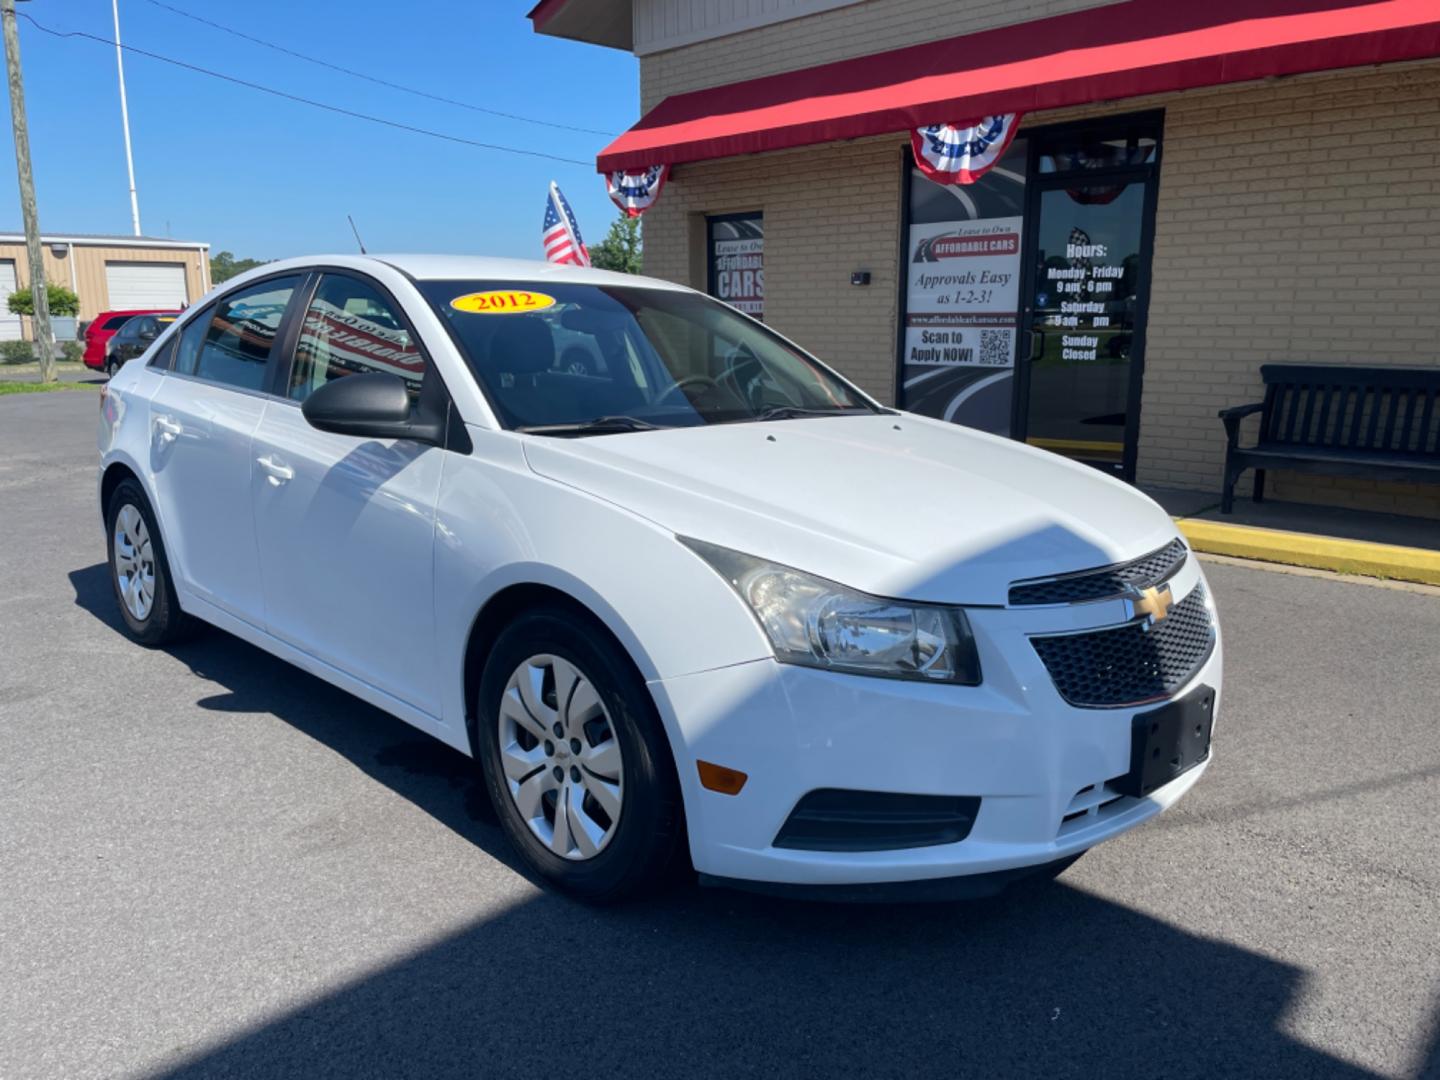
[605,165,669,217]
[911,115,1022,185]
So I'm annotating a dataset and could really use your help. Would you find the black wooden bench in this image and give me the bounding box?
[1218,364,1440,513]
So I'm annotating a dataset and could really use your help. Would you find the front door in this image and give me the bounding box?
[1016,119,1160,481]
[249,271,445,718]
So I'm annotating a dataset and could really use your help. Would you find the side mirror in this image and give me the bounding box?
[301,372,444,445]
[139,325,159,341]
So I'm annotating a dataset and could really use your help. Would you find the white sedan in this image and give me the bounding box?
[98,255,1221,902]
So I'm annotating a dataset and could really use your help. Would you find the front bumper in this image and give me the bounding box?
[648,561,1221,887]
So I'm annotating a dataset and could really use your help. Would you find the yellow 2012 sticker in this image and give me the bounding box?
[450,290,556,315]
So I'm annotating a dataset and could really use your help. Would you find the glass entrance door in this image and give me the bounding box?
[1015,115,1161,482]
[1021,179,1154,478]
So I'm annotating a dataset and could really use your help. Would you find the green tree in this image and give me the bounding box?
[588,215,642,274]
[7,283,79,316]
[210,250,267,284]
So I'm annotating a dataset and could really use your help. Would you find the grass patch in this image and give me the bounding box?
[0,379,98,395]
[0,359,88,376]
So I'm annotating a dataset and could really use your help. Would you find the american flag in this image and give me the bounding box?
[543,181,589,266]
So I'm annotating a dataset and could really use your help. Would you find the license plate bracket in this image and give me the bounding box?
[1115,685,1215,799]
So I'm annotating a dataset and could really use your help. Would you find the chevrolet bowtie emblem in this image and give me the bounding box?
[1126,583,1174,629]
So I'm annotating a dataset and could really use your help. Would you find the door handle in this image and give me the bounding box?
[256,454,294,486]
[153,415,183,443]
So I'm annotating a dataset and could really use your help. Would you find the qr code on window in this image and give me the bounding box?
[979,329,1011,367]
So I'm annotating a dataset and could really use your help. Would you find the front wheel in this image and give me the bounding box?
[477,608,683,902]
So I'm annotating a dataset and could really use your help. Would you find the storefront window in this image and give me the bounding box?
[707,213,764,321]
[899,138,1027,435]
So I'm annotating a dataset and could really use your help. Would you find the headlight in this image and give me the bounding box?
[681,538,980,685]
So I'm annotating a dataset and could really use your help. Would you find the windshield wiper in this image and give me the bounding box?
[752,405,876,422]
[516,415,664,437]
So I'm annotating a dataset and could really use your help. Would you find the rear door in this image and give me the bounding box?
[249,271,445,716]
[147,275,304,623]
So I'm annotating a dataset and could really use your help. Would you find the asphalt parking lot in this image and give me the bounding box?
[3,389,1438,1079]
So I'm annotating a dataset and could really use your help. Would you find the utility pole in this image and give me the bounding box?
[112,0,140,236]
[1,0,54,382]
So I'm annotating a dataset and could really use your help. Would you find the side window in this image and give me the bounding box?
[289,274,423,402]
[172,307,212,375]
[102,314,132,331]
[192,277,302,391]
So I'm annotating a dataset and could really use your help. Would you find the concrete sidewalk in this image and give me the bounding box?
[1146,486,1440,585]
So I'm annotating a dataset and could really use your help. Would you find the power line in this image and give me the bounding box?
[19,13,595,167]
[143,0,615,138]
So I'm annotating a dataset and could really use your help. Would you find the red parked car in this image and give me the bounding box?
[83,309,180,369]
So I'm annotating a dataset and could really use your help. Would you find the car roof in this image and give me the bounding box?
[247,254,692,293]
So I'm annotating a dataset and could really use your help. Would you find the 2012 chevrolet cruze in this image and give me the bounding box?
[98,255,1221,902]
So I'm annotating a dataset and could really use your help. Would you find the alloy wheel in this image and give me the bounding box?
[113,503,155,621]
[497,654,624,860]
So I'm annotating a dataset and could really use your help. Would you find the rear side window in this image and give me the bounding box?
[171,307,212,375]
[288,274,424,402]
[143,316,185,369]
[102,315,132,331]
[190,277,302,391]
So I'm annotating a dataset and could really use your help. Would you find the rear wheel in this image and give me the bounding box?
[477,608,682,902]
[105,478,193,646]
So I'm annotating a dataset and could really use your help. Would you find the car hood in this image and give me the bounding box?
[522,413,1179,606]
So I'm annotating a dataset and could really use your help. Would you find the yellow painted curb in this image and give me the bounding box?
[1176,518,1440,587]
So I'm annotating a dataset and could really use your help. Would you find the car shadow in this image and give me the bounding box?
[68,562,508,859]
[68,562,1397,1078]
[140,865,1387,1079]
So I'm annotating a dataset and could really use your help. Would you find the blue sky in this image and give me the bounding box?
[0,0,637,259]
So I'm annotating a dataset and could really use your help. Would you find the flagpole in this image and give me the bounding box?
[112,0,141,236]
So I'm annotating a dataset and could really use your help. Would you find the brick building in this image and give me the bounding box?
[533,0,1440,518]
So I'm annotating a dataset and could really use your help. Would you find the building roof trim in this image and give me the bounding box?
[529,0,632,50]
[0,233,210,251]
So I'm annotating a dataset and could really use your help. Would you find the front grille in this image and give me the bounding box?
[1030,585,1215,708]
[1008,538,1188,606]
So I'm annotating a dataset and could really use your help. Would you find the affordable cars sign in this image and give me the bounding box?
[904,217,1022,371]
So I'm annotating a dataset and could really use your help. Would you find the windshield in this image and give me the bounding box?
[417,280,876,432]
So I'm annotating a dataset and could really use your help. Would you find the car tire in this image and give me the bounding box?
[477,607,683,902]
[105,477,194,646]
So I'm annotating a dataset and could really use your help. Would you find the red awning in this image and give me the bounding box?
[597,0,1440,172]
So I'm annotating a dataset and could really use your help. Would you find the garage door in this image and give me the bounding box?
[104,261,188,310]
[0,261,20,340]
